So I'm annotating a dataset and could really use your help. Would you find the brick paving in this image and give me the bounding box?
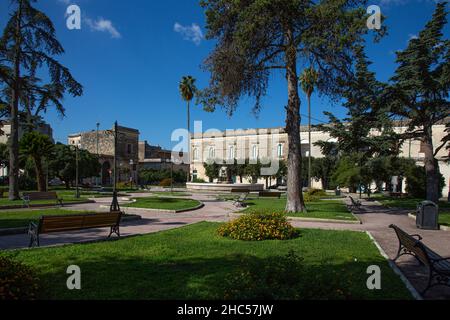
[0,192,449,299]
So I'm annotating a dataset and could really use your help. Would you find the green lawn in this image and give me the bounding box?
[376,196,450,212]
[0,195,88,208]
[0,209,87,229]
[440,213,450,227]
[5,222,411,300]
[410,212,450,227]
[123,197,201,211]
[242,198,357,221]
[150,191,192,197]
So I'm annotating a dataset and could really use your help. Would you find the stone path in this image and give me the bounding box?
[0,192,449,299]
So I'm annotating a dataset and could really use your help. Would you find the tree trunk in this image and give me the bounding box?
[423,126,440,203]
[187,101,191,183]
[9,1,23,200]
[284,27,306,213]
[34,157,47,192]
[308,94,312,189]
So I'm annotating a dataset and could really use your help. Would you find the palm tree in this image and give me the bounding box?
[179,76,197,182]
[299,67,319,189]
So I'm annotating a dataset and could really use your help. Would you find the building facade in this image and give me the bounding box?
[190,122,450,196]
[68,125,140,185]
[138,141,189,173]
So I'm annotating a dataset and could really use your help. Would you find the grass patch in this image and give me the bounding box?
[5,222,411,300]
[0,195,88,208]
[123,197,201,211]
[0,209,88,229]
[376,196,450,212]
[242,198,357,221]
[151,191,192,197]
[410,212,450,227]
[440,213,450,227]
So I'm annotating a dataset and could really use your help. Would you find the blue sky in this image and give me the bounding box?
[0,0,448,149]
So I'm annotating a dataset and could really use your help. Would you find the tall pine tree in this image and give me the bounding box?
[198,0,376,213]
[0,0,82,199]
[387,2,449,203]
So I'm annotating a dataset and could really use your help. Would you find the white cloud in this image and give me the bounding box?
[174,23,204,46]
[85,17,121,39]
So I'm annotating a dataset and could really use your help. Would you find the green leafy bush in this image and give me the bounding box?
[0,187,7,198]
[218,212,298,241]
[159,178,173,187]
[405,166,445,199]
[0,256,41,300]
[307,189,327,197]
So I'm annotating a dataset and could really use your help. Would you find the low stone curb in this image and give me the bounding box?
[0,214,142,237]
[103,202,205,214]
[230,212,362,225]
[365,231,423,300]
[407,213,449,231]
[0,200,95,211]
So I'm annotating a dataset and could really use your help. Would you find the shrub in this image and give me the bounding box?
[405,166,445,199]
[218,212,298,241]
[307,189,327,197]
[0,256,41,300]
[159,178,173,187]
[0,187,7,198]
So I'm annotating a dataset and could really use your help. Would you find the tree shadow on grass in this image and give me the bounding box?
[21,250,413,300]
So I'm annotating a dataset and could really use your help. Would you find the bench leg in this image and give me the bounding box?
[109,225,120,238]
[421,271,450,296]
[28,233,39,248]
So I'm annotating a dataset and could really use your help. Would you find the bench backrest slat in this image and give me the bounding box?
[231,189,250,194]
[259,192,282,198]
[24,192,58,201]
[39,212,121,234]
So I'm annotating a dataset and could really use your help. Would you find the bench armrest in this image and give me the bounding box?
[28,221,38,234]
[410,234,423,241]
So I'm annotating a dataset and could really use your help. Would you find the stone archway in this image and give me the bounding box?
[101,161,112,186]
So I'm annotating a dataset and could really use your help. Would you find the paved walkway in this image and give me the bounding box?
[0,193,449,299]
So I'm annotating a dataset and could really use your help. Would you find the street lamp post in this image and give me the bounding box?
[110,121,120,212]
[71,145,80,199]
[96,122,100,186]
[129,159,134,190]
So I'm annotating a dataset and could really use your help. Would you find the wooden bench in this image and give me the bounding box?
[22,192,63,208]
[348,196,362,211]
[390,224,450,295]
[230,189,250,194]
[233,193,249,208]
[258,191,282,199]
[28,211,123,248]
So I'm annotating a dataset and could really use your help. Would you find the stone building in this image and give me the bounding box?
[68,125,140,185]
[190,120,450,196]
[138,141,189,173]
